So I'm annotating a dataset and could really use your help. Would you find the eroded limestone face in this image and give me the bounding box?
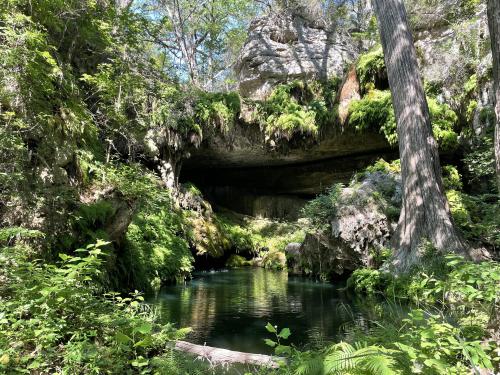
[235,12,357,99]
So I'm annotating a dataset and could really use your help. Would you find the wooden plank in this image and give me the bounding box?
[174,340,284,368]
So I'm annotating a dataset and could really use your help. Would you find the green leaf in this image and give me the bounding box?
[134,337,153,348]
[134,322,152,334]
[264,339,277,348]
[265,323,277,333]
[275,345,291,355]
[131,356,149,367]
[115,332,132,344]
[278,327,291,339]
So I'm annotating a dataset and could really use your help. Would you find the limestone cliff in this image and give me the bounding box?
[235,11,357,99]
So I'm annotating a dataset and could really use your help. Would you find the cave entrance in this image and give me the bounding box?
[180,151,398,220]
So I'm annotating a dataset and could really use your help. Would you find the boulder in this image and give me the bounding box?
[235,11,356,99]
[298,172,401,278]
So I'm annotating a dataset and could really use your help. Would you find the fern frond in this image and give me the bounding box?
[322,342,399,375]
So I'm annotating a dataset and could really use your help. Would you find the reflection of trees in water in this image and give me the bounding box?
[185,284,217,342]
[151,270,408,351]
[251,269,289,315]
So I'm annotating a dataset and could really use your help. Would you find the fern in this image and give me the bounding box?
[322,342,399,375]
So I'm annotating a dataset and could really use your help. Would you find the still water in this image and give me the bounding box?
[148,268,386,354]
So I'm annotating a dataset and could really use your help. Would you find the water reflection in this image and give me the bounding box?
[148,269,401,353]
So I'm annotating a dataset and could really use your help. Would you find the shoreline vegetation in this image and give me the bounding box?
[1,0,499,374]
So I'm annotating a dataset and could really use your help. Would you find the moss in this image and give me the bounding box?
[225,254,252,268]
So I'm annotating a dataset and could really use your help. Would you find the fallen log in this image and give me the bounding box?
[174,340,285,368]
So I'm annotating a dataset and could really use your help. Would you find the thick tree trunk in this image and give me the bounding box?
[487,0,500,190]
[373,0,467,271]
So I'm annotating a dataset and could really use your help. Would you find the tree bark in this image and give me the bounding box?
[174,340,284,368]
[373,0,467,272]
[487,0,500,191]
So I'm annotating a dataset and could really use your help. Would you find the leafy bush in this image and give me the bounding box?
[442,165,463,190]
[301,184,343,230]
[226,254,252,268]
[347,269,385,294]
[262,250,287,270]
[125,204,194,290]
[348,89,397,144]
[306,255,500,374]
[447,190,500,247]
[0,241,190,374]
[463,136,497,190]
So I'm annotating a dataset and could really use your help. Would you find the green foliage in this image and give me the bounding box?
[349,254,500,309]
[447,190,500,247]
[442,165,463,190]
[427,97,459,150]
[356,45,386,92]
[348,90,397,144]
[262,250,287,271]
[349,90,460,149]
[251,79,341,143]
[363,158,401,175]
[125,204,194,290]
[331,256,500,374]
[226,254,252,268]
[195,91,241,134]
[216,211,306,255]
[347,269,385,295]
[463,136,497,189]
[0,227,44,246]
[0,241,189,373]
[301,184,343,230]
[265,323,292,356]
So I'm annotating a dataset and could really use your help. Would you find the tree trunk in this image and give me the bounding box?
[174,340,284,368]
[373,0,467,272]
[487,0,500,191]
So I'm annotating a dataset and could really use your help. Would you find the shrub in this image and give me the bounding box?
[348,89,397,144]
[251,79,341,143]
[442,165,463,190]
[226,254,252,268]
[0,241,188,374]
[301,184,343,230]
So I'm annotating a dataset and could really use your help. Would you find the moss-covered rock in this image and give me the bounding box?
[297,165,402,279]
[225,254,252,268]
